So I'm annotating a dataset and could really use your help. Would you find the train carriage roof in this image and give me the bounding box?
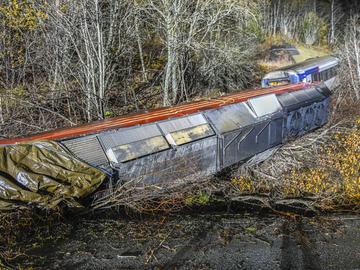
[0,83,311,145]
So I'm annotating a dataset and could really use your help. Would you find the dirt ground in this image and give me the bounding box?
[18,212,360,270]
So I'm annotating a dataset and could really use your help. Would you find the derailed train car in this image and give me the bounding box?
[0,83,332,185]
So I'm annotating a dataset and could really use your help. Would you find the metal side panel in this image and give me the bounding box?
[114,137,218,185]
[302,87,326,101]
[277,88,326,112]
[248,94,282,118]
[221,126,254,168]
[277,92,300,110]
[289,90,313,104]
[204,102,257,134]
[315,98,330,126]
[315,83,332,97]
[61,135,109,168]
[221,116,283,169]
[284,109,305,139]
[269,117,284,146]
[283,98,330,141]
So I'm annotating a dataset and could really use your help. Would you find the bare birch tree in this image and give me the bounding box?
[340,15,360,100]
[47,0,135,121]
[139,0,260,105]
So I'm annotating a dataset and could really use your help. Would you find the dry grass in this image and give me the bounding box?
[229,113,359,211]
[292,44,331,62]
[90,173,215,214]
[258,59,294,73]
[259,36,332,73]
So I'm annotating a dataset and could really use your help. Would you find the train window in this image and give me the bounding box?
[248,94,282,117]
[99,124,170,163]
[319,70,326,81]
[158,114,215,146]
[106,136,169,163]
[312,72,320,81]
[169,123,214,146]
[205,102,257,133]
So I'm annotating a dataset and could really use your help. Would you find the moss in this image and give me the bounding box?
[185,191,211,206]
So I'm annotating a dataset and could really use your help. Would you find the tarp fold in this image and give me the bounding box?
[0,141,106,209]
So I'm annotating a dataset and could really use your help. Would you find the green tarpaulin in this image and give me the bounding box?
[0,141,106,210]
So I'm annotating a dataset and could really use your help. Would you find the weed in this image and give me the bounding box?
[184,191,211,206]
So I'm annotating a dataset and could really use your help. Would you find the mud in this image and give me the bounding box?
[20,213,360,270]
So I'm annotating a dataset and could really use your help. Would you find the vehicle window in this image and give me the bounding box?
[158,114,215,146]
[169,124,214,146]
[248,94,282,117]
[106,136,169,163]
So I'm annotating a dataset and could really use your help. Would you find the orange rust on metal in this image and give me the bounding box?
[0,83,309,145]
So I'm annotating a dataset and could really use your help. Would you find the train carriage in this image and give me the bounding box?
[0,82,332,185]
[261,56,339,90]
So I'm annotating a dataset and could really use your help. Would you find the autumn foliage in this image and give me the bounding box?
[283,117,360,207]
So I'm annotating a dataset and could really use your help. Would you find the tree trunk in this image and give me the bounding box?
[95,0,105,119]
[135,16,147,82]
[329,0,335,44]
[0,96,4,125]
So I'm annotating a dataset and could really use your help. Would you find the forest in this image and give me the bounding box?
[0,0,359,138]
